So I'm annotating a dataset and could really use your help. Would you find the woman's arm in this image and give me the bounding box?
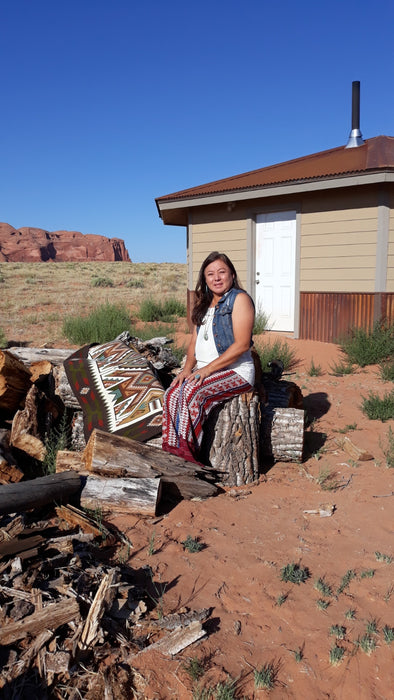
[190,293,255,385]
[170,325,198,386]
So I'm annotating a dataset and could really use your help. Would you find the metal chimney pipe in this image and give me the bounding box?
[345,80,365,148]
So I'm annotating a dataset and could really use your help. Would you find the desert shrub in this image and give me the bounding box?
[253,308,271,335]
[138,297,186,322]
[280,562,310,584]
[382,426,394,468]
[0,328,7,347]
[92,276,114,287]
[379,358,394,381]
[329,361,355,376]
[255,339,298,372]
[361,390,394,421]
[62,302,132,344]
[126,278,145,289]
[339,320,394,367]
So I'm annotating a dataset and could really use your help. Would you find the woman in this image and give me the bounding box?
[162,251,255,464]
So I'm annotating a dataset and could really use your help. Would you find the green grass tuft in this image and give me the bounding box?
[355,634,377,655]
[307,358,323,376]
[337,569,356,594]
[314,577,333,597]
[253,308,271,335]
[138,297,186,322]
[329,644,345,665]
[330,624,346,640]
[379,358,394,381]
[280,562,310,585]
[329,360,355,376]
[382,625,394,644]
[182,535,203,553]
[382,426,394,468]
[254,662,277,690]
[361,390,394,421]
[316,598,330,611]
[339,320,394,367]
[63,302,132,344]
[92,276,114,287]
[255,339,298,372]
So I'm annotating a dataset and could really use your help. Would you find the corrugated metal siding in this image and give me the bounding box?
[299,292,377,342]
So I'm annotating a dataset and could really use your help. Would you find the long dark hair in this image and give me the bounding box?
[191,251,243,326]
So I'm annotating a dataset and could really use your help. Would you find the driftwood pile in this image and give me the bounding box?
[0,505,209,698]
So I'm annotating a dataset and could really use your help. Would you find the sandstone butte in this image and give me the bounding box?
[0,222,131,262]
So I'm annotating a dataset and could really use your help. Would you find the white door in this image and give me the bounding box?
[255,211,296,332]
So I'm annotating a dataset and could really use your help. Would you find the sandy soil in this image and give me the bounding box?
[106,334,394,699]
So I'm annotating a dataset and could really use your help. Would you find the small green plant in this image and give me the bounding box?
[293,646,304,663]
[334,422,358,434]
[316,467,341,491]
[0,327,7,348]
[375,551,393,564]
[212,676,237,699]
[360,568,375,579]
[379,358,394,381]
[329,644,345,665]
[361,390,394,421]
[63,302,132,344]
[314,577,333,597]
[42,412,70,475]
[384,585,394,603]
[253,308,271,335]
[138,297,186,322]
[339,320,394,367]
[275,592,288,606]
[365,618,379,635]
[329,360,355,376]
[280,562,310,585]
[254,662,276,690]
[337,569,356,594]
[382,426,394,468]
[355,634,377,655]
[344,608,356,620]
[382,625,394,644]
[307,358,323,376]
[256,338,298,372]
[182,656,206,683]
[148,531,156,556]
[182,535,203,553]
[126,278,145,288]
[330,624,346,640]
[316,598,330,611]
[92,276,114,287]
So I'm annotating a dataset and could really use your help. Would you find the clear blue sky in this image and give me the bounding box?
[1,0,393,262]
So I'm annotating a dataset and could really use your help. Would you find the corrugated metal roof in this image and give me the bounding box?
[156,135,394,204]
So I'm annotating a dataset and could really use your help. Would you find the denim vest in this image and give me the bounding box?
[210,287,253,354]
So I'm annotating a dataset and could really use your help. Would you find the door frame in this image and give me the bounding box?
[246,204,301,337]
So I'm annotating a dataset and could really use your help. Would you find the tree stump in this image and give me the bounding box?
[200,390,262,486]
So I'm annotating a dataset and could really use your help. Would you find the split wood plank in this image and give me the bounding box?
[134,619,206,656]
[0,349,32,414]
[78,568,119,651]
[0,597,80,646]
[80,475,162,516]
[10,384,46,461]
[340,435,374,461]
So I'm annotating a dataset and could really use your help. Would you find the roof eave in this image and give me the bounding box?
[157,171,394,226]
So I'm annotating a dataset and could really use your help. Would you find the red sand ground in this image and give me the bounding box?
[111,335,394,699]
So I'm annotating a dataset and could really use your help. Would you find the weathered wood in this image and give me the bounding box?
[29,359,53,383]
[83,429,219,500]
[55,503,116,543]
[7,347,74,367]
[0,471,82,516]
[0,429,24,483]
[0,597,80,646]
[52,364,81,409]
[200,391,261,486]
[135,619,206,656]
[262,407,305,462]
[56,449,86,473]
[78,569,119,651]
[340,435,374,462]
[80,475,162,516]
[0,350,32,414]
[10,384,46,460]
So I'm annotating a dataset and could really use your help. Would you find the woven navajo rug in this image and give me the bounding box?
[64,339,164,442]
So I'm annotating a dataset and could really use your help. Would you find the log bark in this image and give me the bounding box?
[83,429,219,500]
[0,471,82,516]
[200,391,261,486]
[262,407,305,462]
[0,350,32,414]
[80,475,162,516]
[10,385,46,461]
[52,364,81,409]
[7,347,74,367]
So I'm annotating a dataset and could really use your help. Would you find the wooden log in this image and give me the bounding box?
[134,619,206,656]
[7,347,74,366]
[78,569,119,651]
[56,449,86,473]
[0,597,80,646]
[80,475,162,516]
[0,471,82,516]
[262,407,305,462]
[52,364,81,409]
[0,429,24,483]
[200,391,261,486]
[10,385,46,461]
[340,435,374,462]
[83,429,219,500]
[0,350,32,414]
[29,359,53,383]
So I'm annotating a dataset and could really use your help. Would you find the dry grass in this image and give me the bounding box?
[0,261,187,348]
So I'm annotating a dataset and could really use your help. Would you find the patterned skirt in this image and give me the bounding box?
[162,369,252,464]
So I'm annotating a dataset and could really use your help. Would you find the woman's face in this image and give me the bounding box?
[204,259,234,298]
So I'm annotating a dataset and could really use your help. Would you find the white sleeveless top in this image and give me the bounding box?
[195,307,255,386]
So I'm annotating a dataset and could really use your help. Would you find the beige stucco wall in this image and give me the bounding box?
[387,190,394,292]
[189,207,248,288]
[300,189,379,293]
